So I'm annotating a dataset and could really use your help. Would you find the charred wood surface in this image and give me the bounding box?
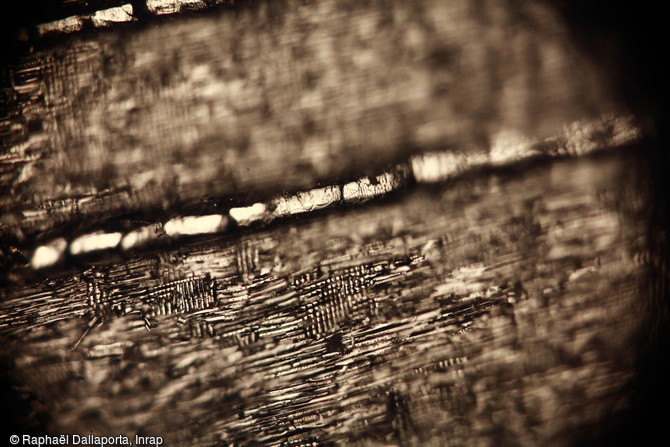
[1,0,623,246]
[0,1,666,446]
[0,149,655,446]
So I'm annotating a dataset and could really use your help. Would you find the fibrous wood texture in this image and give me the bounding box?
[0,1,666,446]
[1,0,620,246]
[1,150,654,446]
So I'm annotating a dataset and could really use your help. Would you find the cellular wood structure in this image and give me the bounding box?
[0,1,667,446]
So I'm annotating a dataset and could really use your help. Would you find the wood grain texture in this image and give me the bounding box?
[2,1,665,446]
[0,149,653,446]
[1,0,624,246]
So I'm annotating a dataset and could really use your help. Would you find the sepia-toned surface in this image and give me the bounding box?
[1,0,623,246]
[1,0,667,446]
[1,148,655,446]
